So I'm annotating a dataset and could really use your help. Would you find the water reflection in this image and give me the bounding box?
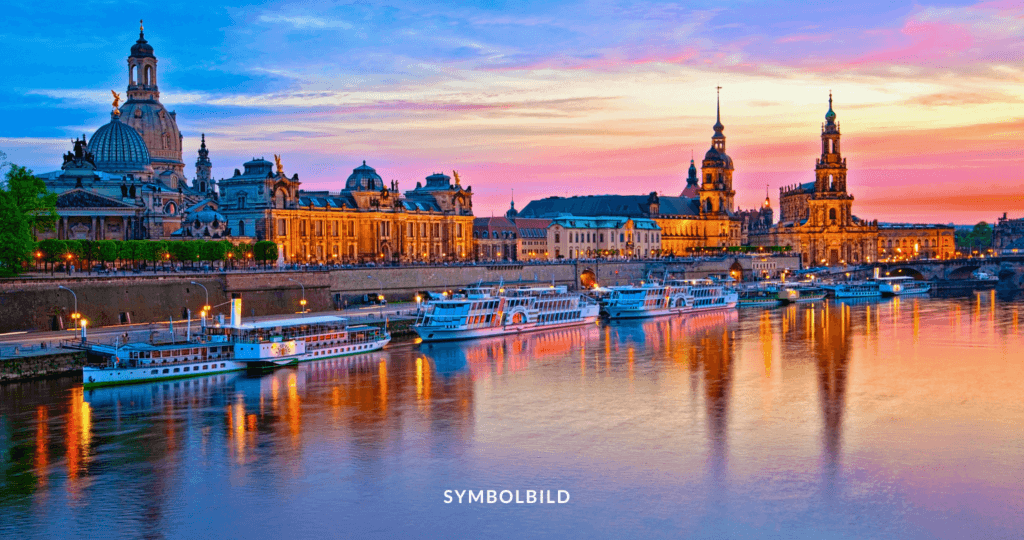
[2,298,1024,539]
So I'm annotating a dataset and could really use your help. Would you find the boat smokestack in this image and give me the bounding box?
[230,293,242,327]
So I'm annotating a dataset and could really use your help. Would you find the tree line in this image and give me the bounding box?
[33,238,279,273]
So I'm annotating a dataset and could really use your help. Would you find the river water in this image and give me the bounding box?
[2,294,1023,539]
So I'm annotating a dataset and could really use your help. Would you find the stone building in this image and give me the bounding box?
[994,213,1024,253]
[546,216,661,260]
[747,94,955,265]
[876,224,955,261]
[517,94,740,253]
[748,95,880,266]
[35,26,214,241]
[473,217,518,261]
[217,161,475,264]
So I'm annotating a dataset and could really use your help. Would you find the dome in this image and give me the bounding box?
[825,92,837,123]
[193,209,225,225]
[88,114,152,174]
[345,161,384,191]
[704,147,722,162]
[131,31,154,58]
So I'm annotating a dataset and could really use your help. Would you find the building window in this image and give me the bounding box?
[238,220,245,236]
[457,223,463,238]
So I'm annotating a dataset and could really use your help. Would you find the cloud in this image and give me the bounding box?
[257,14,353,30]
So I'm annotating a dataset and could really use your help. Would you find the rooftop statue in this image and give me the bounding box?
[274,154,283,175]
[453,170,461,186]
[111,90,122,116]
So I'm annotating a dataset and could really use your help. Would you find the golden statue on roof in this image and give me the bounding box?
[452,170,461,186]
[111,90,122,116]
[274,154,283,174]
[140,19,144,32]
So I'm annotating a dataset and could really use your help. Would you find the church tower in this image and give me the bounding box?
[121,21,186,186]
[681,156,700,197]
[808,93,854,228]
[699,88,735,216]
[193,134,215,198]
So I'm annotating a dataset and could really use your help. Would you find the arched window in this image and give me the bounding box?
[275,189,286,209]
[238,221,245,236]
[829,208,836,222]
[237,193,246,209]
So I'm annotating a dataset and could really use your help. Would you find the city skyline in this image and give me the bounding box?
[2,0,1022,224]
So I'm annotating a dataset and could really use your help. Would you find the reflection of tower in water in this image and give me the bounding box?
[693,315,737,483]
[785,303,850,492]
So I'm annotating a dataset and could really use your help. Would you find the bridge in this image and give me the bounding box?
[871,256,1024,286]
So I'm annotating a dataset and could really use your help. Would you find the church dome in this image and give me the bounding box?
[704,147,722,162]
[131,32,155,58]
[345,161,384,191]
[88,114,152,173]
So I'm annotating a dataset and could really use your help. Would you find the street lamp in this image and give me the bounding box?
[367,274,384,318]
[190,281,210,326]
[288,278,307,313]
[57,285,80,329]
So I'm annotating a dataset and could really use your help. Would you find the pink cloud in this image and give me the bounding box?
[848,19,974,66]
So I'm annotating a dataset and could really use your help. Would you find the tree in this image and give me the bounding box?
[200,240,227,265]
[2,165,57,235]
[121,240,146,269]
[97,240,118,266]
[254,240,278,268]
[0,190,31,275]
[38,238,67,274]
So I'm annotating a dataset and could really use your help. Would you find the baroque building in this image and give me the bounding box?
[35,25,215,241]
[517,92,740,253]
[217,160,475,263]
[748,95,879,265]
[747,95,954,264]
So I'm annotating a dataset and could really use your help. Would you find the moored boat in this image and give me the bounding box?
[82,296,390,387]
[876,276,931,296]
[413,285,600,342]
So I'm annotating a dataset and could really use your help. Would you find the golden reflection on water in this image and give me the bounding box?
[4,297,1024,538]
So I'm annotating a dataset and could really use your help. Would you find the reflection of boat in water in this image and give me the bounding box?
[81,295,389,388]
[777,285,827,304]
[417,325,600,377]
[84,370,244,407]
[607,308,739,346]
[414,285,600,342]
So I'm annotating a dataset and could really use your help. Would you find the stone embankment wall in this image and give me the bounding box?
[0,351,85,382]
[0,257,800,333]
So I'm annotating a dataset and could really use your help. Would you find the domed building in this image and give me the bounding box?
[35,25,220,242]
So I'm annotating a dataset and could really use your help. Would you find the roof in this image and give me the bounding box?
[519,194,700,219]
[88,115,151,173]
[233,315,348,330]
[549,215,660,230]
[56,189,136,209]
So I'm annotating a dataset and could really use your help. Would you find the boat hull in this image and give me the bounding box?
[83,337,391,388]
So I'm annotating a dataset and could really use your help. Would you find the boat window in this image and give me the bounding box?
[163,369,169,374]
[151,369,158,374]
[173,368,180,373]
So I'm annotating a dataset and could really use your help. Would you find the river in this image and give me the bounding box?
[2,294,1023,539]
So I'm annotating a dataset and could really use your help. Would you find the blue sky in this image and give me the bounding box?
[2,0,1022,222]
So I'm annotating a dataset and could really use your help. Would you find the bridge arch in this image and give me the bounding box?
[947,265,980,280]
[887,267,926,280]
[580,268,597,289]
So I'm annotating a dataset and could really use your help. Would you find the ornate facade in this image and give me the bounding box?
[748,95,954,265]
[218,161,475,263]
[36,26,214,241]
[748,95,879,265]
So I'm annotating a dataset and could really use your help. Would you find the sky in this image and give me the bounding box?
[1,0,1022,224]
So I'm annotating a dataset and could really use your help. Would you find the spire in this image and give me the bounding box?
[713,86,724,135]
[825,90,837,124]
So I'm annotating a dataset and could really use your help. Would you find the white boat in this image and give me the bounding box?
[82,296,390,387]
[413,285,600,342]
[600,278,737,319]
[821,281,881,298]
[876,276,931,296]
